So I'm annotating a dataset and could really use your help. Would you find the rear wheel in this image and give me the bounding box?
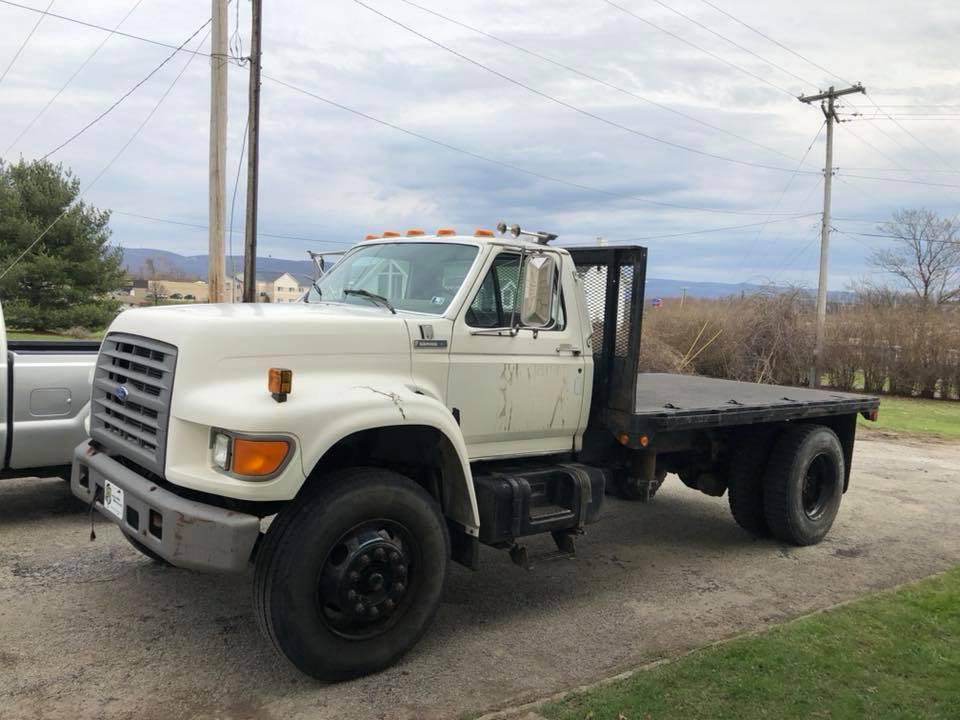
[727,436,774,537]
[763,425,844,546]
[254,467,449,680]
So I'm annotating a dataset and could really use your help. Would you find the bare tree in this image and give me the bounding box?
[868,209,960,304]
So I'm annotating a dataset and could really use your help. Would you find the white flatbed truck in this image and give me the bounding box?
[72,227,879,679]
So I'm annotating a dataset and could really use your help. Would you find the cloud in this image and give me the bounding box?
[0,0,957,290]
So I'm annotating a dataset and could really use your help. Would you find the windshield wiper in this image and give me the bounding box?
[343,288,397,314]
[307,280,322,302]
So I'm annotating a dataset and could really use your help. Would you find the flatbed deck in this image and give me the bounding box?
[620,374,880,433]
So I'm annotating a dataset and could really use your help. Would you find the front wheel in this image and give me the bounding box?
[763,425,845,546]
[253,467,450,680]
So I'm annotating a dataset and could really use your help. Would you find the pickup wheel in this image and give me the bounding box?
[762,425,845,546]
[727,437,774,537]
[253,467,450,680]
[123,533,171,566]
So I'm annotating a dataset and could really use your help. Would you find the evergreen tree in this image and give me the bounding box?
[0,158,124,331]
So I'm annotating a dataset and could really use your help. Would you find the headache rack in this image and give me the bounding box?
[567,246,647,422]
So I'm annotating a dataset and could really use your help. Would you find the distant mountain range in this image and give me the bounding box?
[120,248,853,301]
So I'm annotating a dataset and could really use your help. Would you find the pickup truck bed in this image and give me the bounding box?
[628,374,878,432]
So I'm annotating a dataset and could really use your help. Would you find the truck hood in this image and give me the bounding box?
[108,301,413,359]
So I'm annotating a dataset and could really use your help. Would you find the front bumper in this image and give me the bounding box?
[71,442,261,573]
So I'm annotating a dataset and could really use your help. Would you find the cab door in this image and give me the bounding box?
[446,249,585,460]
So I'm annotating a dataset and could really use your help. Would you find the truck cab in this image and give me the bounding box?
[72,227,878,681]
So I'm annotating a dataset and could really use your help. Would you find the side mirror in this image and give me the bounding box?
[519,254,557,328]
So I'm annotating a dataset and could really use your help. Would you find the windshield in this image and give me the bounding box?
[305,242,479,314]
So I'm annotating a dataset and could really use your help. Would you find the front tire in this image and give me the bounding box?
[254,467,450,680]
[763,425,845,546]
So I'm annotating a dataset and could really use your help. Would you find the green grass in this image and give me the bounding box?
[543,567,960,720]
[860,395,960,438]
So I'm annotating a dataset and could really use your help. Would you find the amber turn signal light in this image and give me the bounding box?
[382,230,401,237]
[231,438,290,477]
[268,368,292,403]
[436,227,456,236]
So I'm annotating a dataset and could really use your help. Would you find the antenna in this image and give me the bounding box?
[495,221,558,244]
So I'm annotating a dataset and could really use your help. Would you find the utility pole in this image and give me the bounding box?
[798,83,864,387]
[208,0,228,303]
[242,0,263,303]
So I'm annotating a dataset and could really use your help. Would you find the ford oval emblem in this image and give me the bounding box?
[114,385,129,402]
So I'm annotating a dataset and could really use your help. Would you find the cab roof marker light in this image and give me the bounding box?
[363,233,380,241]
[382,231,401,237]
[474,228,494,237]
[436,228,456,236]
[405,229,425,236]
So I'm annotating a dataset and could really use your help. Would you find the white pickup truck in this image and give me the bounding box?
[0,304,97,480]
[72,227,879,680]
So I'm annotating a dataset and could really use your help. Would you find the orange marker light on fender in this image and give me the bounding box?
[268,368,292,403]
[405,228,425,236]
[437,227,456,236]
[474,228,494,237]
[231,438,290,477]
[382,230,401,238]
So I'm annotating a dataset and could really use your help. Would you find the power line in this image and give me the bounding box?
[228,117,249,285]
[393,0,806,166]
[687,0,960,175]
[110,210,352,245]
[646,0,815,89]
[41,16,213,160]
[0,0,213,58]
[600,0,796,97]
[695,0,851,86]
[0,23,209,280]
[0,0,55,89]
[557,212,820,246]
[837,171,960,190]
[740,122,825,261]
[862,90,960,173]
[831,227,960,246]
[262,72,818,217]
[4,0,146,156]
[352,0,816,175]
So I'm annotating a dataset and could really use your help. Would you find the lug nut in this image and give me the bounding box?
[390,551,400,562]
[355,603,365,614]
[349,571,360,583]
[374,548,386,561]
[359,554,371,567]
[369,606,380,618]
[396,564,407,577]
[347,589,358,601]
[384,599,395,612]
[394,582,405,594]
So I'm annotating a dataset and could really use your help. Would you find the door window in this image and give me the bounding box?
[466,252,565,329]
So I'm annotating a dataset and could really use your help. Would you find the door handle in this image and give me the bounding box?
[556,343,582,356]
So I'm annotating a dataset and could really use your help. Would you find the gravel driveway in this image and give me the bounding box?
[1,433,958,720]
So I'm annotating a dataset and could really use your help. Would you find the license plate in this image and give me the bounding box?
[103,480,124,520]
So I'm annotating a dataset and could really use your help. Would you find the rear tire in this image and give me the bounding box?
[763,425,845,546]
[727,437,774,537]
[254,467,450,680]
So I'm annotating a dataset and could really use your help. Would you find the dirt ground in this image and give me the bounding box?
[1,434,958,720]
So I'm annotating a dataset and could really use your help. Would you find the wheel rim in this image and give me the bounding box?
[316,519,419,640]
[801,453,837,520]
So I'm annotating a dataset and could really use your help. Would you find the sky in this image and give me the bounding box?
[1,0,958,289]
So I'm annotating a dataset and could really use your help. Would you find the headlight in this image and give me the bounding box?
[212,431,232,470]
[210,430,292,479]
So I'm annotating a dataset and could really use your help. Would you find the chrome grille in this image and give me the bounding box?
[90,333,177,475]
